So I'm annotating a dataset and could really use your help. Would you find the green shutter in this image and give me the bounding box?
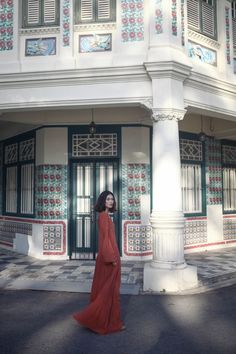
[80,0,95,22]
[187,0,200,30]
[43,0,57,24]
[201,1,215,38]
[97,0,111,21]
[24,0,41,27]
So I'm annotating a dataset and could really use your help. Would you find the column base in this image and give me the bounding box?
[143,262,198,293]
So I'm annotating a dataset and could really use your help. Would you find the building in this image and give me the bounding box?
[0,0,236,292]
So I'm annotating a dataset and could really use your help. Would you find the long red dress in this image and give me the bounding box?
[73,211,123,335]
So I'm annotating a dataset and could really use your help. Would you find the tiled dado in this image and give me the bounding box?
[0,219,32,246]
[124,221,152,257]
[184,218,207,246]
[0,217,66,255]
[35,165,67,220]
[223,216,236,241]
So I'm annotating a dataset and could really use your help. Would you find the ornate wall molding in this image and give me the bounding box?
[74,23,116,32]
[152,108,186,122]
[188,29,220,50]
[19,27,60,36]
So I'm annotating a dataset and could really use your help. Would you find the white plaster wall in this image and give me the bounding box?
[122,126,150,163]
[207,205,224,244]
[36,127,68,165]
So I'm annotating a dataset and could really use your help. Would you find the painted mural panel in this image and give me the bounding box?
[79,34,112,53]
[25,37,56,56]
[188,41,217,66]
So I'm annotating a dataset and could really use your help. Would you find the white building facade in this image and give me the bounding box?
[0,0,236,291]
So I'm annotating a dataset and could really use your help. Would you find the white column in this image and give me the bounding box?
[143,109,198,293]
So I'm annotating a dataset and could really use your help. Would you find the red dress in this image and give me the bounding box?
[73,211,123,334]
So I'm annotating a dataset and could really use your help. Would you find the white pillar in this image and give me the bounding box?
[143,109,198,293]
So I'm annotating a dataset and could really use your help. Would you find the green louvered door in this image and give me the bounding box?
[70,160,119,259]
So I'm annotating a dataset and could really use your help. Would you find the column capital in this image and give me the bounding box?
[151,108,186,122]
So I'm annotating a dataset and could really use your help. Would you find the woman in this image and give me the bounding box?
[73,191,125,334]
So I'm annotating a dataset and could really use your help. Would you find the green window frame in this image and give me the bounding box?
[187,0,217,40]
[180,133,205,216]
[3,134,35,217]
[75,0,116,24]
[22,0,60,28]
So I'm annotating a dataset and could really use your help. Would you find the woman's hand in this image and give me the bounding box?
[112,262,117,267]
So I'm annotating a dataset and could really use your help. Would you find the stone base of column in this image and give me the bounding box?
[143,262,198,293]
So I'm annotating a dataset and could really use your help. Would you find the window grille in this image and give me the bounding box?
[187,0,216,39]
[4,136,35,216]
[223,144,236,212]
[180,138,203,214]
[6,166,17,213]
[75,0,115,24]
[23,0,59,28]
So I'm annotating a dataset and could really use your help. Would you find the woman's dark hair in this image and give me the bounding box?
[94,190,117,213]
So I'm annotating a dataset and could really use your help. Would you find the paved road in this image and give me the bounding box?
[1,286,236,354]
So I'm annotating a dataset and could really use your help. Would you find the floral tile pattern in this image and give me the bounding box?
[62,0,70,47]
[121,0,144,42]
[35,165,67,220]
[181,0,185,45]
[172,0,177,36]
[0,0,13,51]
[155,0,163,34]
[225,6,230,64]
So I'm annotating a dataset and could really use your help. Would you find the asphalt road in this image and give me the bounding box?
[0,285,236,354]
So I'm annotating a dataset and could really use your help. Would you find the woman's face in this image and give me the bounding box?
[105,194,114,211]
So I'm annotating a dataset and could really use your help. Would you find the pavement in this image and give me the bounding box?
[0,246,236,295]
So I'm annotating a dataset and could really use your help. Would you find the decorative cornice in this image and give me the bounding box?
[151,108,187,122]
[188,29,220,50]
[140,98,153,111]
[0,96,150,111]
[184,99,236,119]
[0,65,149,89]
[74,23,116,32]
[19,27,60,36]
[144,61,192,81]
[185,71,236,99]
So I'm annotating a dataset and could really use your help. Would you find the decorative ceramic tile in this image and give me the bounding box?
[155,0,163,34]
[62,0,71,46]
[188,41,217,66]
[234,58,236,74]
[172,0,177,36]
[43,225,63,251]
[121,0,144,42]
[0,0,14,51]
[184,218,207,245]
[122,164,150,220]
[124,221,152,256]
[79,33,112,52]
[181,0,185,45]
[223,217,236,240]
[35,165,67,219]
[205,139,223,205]
[25,37,56,56]
[0,220,32,246]
[225,6,230,64]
